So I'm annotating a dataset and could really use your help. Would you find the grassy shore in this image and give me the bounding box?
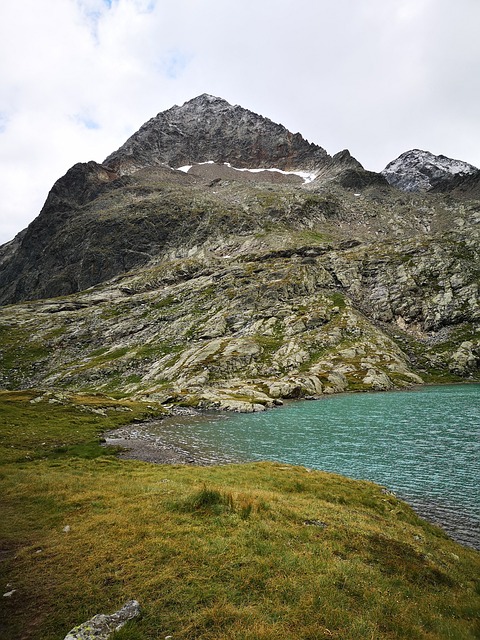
[1,390,479,639]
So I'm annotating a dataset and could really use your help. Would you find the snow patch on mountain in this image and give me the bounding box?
[177,161,317,183]
[177,161,215,172]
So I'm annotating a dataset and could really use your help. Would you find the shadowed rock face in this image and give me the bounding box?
[431,167,480,197]
[103,94,332,174]
[0,161,124,303]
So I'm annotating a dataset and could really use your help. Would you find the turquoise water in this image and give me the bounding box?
[154,385,480,548]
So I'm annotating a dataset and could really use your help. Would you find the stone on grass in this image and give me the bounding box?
[64,600,140,640]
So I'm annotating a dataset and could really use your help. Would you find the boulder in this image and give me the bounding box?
[362,369,394,391]
[64,600,140,640]
[449,341,479,375]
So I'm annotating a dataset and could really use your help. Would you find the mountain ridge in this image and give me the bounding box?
[0,95,387,305]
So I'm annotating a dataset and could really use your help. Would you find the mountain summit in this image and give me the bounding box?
[104,94,332,174]
[0,95,376,304]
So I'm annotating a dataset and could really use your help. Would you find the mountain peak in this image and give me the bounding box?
[172,94,232,112]
[186,93,228,104]
[381,149,478,192]
[103,95,330,175]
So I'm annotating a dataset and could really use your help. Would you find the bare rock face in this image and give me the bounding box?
[0,161,124,304]
[64,600,140,640]
[432,167,480,197]
[381,149,478,192]
[104,94,331,174]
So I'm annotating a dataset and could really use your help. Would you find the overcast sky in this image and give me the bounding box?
[1,0,479,245]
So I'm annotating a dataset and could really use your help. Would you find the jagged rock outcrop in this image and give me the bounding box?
[381,149,478,192]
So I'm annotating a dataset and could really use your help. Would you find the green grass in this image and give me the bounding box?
[254,335,283,363]
[0,326,50,387]
[150,294,180,309]
[0,392,479,639]
[329,292,347,310]
[0,390,160,462]
[134,341,183,360]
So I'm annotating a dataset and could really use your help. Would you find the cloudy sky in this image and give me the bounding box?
[1,0,479,245]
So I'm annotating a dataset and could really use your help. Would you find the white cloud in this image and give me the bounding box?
[1,0,479,244]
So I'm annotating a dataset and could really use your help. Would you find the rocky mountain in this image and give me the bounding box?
[0,96,478,410]
[0,95,384,306]
[381,149,479,192]
[104,94,333,174]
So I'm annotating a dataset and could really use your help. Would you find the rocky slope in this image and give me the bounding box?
[0,97,478,408]
[1,202,478,410]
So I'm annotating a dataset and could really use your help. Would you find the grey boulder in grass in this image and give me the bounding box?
[64,600,140,640]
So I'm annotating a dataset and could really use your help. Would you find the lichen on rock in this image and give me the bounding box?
[64,600,140,640]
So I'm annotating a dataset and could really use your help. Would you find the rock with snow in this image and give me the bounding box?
[64,600,140,640]
[381,149,478,192]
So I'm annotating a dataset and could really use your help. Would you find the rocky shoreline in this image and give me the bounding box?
[105,428,200,465]
[103,408,219,466]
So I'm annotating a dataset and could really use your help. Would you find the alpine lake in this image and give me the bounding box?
[124,384,480,550]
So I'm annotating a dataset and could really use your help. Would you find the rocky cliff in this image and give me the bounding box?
[0,96,478,408]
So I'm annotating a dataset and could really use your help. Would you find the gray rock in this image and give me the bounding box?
[326,371,349,393]
[449,341,479,375]
[64,600,140,640]
[362,369,394,391]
